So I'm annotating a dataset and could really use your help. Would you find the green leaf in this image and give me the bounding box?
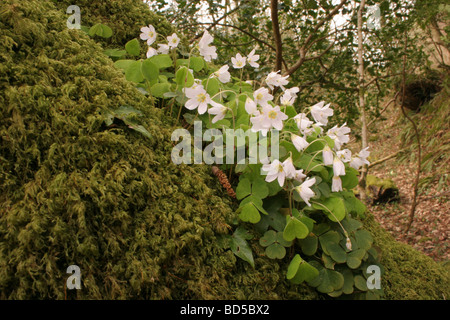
[341,168,359,189]
[88,23,112,38]
[354,275,368,291]
[149,54,173,69]
[104,49,127,58]
[347,249,365,269]
[265,243,286,259]
[319,230,341,256]
[313,269,345,294]
[190,56,205,71]
[125,60,144,83]
[342,269,355,295]
[252,177,269,199]
[327,242,347,263]
[175,66,194,88]
[230,228,254,267]
[234,225,253,240]
[283,216,309,241]
[150,82,171,98]
[259,230,277,247]
[291,261,319,284]
[355,229,373,250]
[236,178,251,200]
[314,196,346,222]
[238,202,261,223]
[286,254,319,284]
[126,122,152,139]
[114,59,135,72]
[125,38,141,56]
[141,59,159,82]
[299,235,318,256]
[203,77,220,96]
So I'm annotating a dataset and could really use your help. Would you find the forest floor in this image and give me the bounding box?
[362,104,449,263]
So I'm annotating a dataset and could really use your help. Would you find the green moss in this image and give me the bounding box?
[0,0,447,300]
[364,214,450,300]
[366,175,397,190]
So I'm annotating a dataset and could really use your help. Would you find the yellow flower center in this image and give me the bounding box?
[278,164,284,173]
[148,31,154,38]
[256,93,263,100]
[268,110,278,119]
[197,93,206,103]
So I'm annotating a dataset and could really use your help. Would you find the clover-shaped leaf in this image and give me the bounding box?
[237,202,260,223]
[286,254,319,284]
[283,216,309,241]
[259,230,292,259]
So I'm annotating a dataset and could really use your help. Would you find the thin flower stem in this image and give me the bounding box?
[310,201,348,238]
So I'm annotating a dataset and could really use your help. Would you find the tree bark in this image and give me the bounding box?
[357,0,369,204]
[270,0,283,72]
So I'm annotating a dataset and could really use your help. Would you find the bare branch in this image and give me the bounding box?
[283,0,349,77]
[192,6,241,40]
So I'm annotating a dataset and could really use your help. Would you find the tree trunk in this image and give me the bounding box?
[357,0,369,203]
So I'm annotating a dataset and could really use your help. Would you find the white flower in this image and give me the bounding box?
[285,86,300,98]
[247,48,260,68]
[257,105,288,131]
[282,157,297,179]
[293,169,307,182]
[262,159,287,187]
[198,30,217,62]
[295,177,316,206]
[184,84,213,115]
[293,113,314,135]
[265,71,289,90]
[208,103,228,123]
[331,176,343,192]
[327,123,351,150]
[350,147,370,170]
[157,43,170,54]
[333,156,346,176]
[336,149,352,163]
[253,87,273,107]
[146,46,158,58]
[245,97,259,116]
[292,134,309,152]
[310,101,333,125]
[140,25,157,45]
[346,237,352,251]
[167,33,180,48]
[323,145,334,165]
[231,53,246,69]
[214,65,231,83]
[280,90,296,106]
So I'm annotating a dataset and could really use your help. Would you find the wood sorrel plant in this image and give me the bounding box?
[110,25,384,299]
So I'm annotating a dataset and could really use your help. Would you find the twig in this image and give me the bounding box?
[284,0,349,77]
[368,148,407,168]
[192,6,241,40]
[400,32,422,233]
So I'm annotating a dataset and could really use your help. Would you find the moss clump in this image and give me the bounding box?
[366,175,400,204]
[364,214,450,300]
[0,0,448,300]
[52,0,175,48]
[0,0,318,300]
